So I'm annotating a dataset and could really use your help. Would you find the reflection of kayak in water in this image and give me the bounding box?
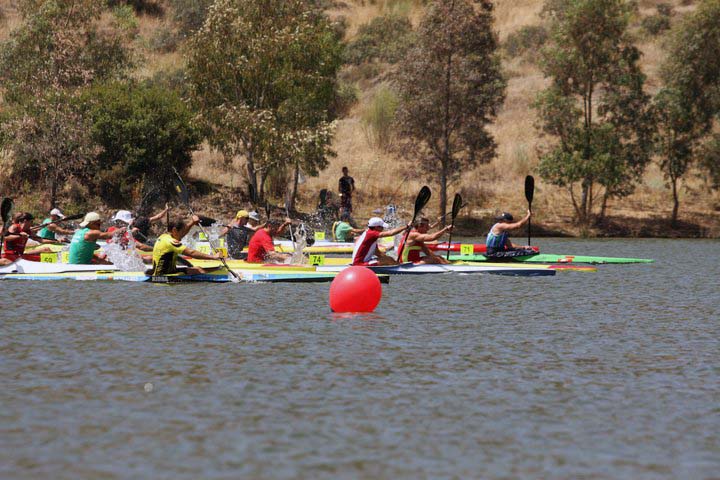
[426,242,540,254]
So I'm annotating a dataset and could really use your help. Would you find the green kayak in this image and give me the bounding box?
[448,253,654,265]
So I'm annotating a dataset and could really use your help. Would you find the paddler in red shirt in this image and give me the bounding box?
[352,217,409,266]
[396,217,453,264]
[246,219,292,263]
[1,212,57,265]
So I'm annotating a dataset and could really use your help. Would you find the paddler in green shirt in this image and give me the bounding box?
[333,213,363,242]
[68,212,123,264]
[37,208,74,241]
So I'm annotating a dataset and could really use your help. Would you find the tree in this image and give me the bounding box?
[83,81,202,207]
[394,0,505,220]
[186,0,343,207]
[0,0,131,206]
[657,0,720,216]
[534,0,654,224]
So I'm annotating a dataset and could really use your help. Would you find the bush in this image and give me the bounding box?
[331,81,359,118]
[83,81,202,206]
[106,0,163,16]
[361,84,399,151]
[657,3,673,18]
[111,4,139,34]
[171,0,212,35]
[504,25,548,59]
[641,14,671,36]
[149,27,179,53]
[344,14,414,65]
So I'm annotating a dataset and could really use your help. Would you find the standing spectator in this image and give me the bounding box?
[338,166,355,215]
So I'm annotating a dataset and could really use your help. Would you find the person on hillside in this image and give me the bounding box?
[150,216,223,276]
[338,167,355,215]
[220,210,255,260]
[485,211,535,258]
[397,217,453,264]
[36,208,74,242]
[352,217,409,266]
[0,212,57,264]
[246,218,292,263]
[68,212,120,264]
[333,212,364,242]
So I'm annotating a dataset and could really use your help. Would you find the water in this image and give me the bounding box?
[1,238,718,479]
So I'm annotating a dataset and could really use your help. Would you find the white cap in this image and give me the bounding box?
[248,211,260,221]
[111,210,134,224]
[368,217,389,229]
[80,212,101,227]
[49,208,65,219]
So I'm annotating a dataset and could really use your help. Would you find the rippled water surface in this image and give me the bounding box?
[1,239,719,479]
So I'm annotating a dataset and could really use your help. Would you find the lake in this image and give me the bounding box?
[1,238,718,479]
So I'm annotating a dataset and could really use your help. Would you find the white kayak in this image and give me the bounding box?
[315,262,556,277]
[0,259,120,275]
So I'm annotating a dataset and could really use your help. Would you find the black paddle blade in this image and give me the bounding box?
[451,193,462,221]
[172,176,189,205]
[414,186,432,217]
[1,197,13,224]
[198,215,216,227]
[525,175,535,205]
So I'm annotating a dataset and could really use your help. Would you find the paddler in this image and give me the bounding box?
[352,217,409,266]
[36,208,74,242]
[220,210,255,260]
[246,218,292,263]
[151,216,223,275]
[333,212,363,242]
[397,217,453,264]
[485,211,535,258]
[68,212,121,264]
[1,212,57,264]
[107,210,153,252]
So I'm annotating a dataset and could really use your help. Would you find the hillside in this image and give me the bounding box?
[1,0,718,237]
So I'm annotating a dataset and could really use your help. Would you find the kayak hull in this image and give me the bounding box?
[316,263,556,277]
[448,253,654,264]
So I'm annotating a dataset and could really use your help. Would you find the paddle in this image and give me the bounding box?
[445,193,463,261]
[0,197,14,257]
[525,175,534,246]
[30,213,85,231]
[171,168,241,282]
[396,186,432,261]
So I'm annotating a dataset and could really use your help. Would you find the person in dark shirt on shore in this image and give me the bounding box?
[338,166,355,215]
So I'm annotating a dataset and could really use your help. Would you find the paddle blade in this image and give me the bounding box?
[451,193,462,221]
[198,215,216,227]
[414,186,432,218]
[172,176,189,205]
[525,175,535,205]
[1,197,13,225]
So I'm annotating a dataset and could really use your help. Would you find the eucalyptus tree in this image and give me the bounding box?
[394,0,505,220]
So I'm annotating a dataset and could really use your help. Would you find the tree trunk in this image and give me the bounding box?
[580,179,591,224]
[439,162,448,224]
[671,175,679,227]
[259,170,268,203]
[246,150,258,203]
[600,190,609,220]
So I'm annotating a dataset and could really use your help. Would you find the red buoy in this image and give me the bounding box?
[329,266,382,313]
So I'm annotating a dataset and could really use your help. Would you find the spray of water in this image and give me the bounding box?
[102,233,147,271]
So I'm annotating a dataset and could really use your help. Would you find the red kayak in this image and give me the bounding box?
[426,243,540,254]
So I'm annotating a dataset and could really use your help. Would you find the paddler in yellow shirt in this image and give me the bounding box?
[151,216,224,276]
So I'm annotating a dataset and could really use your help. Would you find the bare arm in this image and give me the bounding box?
[379,224,410,238]
[183,247,221,261]
[49,224,74,235]
[412,226,452,243]
[148,205,170,223]
[495,211,531,232]
[86,228,126,241]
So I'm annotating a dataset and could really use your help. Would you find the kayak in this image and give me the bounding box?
[0,259,120,274]
[448,253,654,264]
[315,262,556,277]
[427,243,540,254]
[294,257,594,272]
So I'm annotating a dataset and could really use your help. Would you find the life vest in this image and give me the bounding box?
[2,223,30,260]
[68,228,97,264]
[397,230,423,263]
[331,221,340,241]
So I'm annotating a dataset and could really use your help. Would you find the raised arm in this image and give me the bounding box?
[148,205,171,223]
[495,211,531,232]
[412,225,452,243]
[379,224,410,238]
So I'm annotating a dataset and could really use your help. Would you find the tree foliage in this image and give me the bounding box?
[83,81,202,207]
[394,0,505,219]
[186,0,343,205]
[535,0,654,224]
[344,14,415,65]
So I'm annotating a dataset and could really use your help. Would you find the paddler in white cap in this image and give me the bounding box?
[37,208,74,242]
[68,212,122,264]
[351,217,409,266]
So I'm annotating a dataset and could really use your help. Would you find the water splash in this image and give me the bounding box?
[289,223,308,264]
[102,234,147,272]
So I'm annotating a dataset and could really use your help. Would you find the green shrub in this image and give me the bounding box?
[331,81,359,118]
[641,14,671,36]
[344,14,414,65]
[107,0,164,16]
[111,4,139,34]
[171,0,212,35]
[361,84,399,151]
[504,25,548,59]
[149,27,179,53]
[83,81,202,206]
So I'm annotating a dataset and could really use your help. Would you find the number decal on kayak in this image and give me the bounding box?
[460,244,473,256]
[61,251,69,263]
[309,254,325,265]
[40,253,58,263]
[198,245,211,254]
[314,232,325,241]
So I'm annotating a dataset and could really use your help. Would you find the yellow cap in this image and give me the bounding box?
[235,210,250,219]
